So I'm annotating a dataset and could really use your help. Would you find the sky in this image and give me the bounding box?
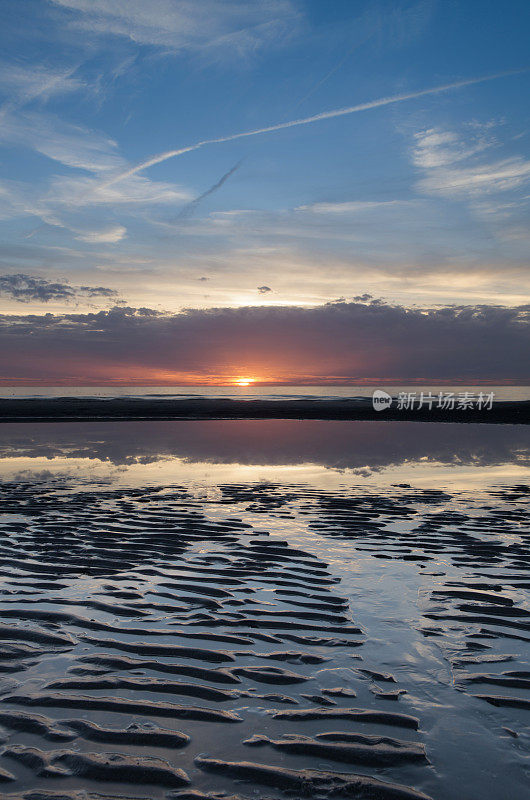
[0,0,528,384]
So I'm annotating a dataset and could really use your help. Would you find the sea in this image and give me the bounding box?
[1,384,529,400]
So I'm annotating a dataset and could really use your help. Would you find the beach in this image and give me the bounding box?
[0,419,528,800]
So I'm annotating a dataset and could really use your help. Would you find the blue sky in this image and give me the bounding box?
[0,1,528,383]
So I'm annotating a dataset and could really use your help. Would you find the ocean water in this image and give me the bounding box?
[0,419,528,800]
[0,384,529,401]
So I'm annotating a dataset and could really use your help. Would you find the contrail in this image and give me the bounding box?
[97,69,526,191]
[174,160,242,220]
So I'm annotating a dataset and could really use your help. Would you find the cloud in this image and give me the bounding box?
[298,200,405,214]
[0,111,191,204]
[420,157,530,199]
[74,225,127,243]
[353,293,374,302]
[412,128,493,170]
[162,201,529,301]
[0,110,122,173]
[99,69,526,188]
[48,0,299,58]
[0,62,83,108]
[0,109,191,236]
[0,273,118,303]
[257,286,272,294]
[413,126,530,200]
[0,299,527,384]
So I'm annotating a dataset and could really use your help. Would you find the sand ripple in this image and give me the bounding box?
[0,480,528,798]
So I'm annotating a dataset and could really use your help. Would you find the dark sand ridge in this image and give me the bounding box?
[194,756,434,799]
[3,746,191,788]
[0,478,528,799]
[0,395,528,423]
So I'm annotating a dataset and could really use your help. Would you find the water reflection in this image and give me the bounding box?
[0,420,528,472]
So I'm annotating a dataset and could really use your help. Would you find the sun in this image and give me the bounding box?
[234,378,255,387]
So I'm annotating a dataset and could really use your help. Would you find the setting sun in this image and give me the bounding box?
[234,378,255,387]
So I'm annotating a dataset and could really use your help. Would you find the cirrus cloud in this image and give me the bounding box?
[48,0,300,59]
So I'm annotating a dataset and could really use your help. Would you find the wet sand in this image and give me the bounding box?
[0,422,528,799]
[0,396,529,423]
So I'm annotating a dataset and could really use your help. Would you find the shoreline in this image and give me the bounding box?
[0,397,528,424]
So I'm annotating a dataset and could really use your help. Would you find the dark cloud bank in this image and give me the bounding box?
[0,299,528,383]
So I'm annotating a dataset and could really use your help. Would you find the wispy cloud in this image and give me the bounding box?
[412,128,494,170]
[74,225,127,243]
[412,124,530,230]
[0,110,122,173]
[298,200,406,214]
[0,61,83,108]
[48,0,299,58]
[419,155,530,198]
[0,109,191,237]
